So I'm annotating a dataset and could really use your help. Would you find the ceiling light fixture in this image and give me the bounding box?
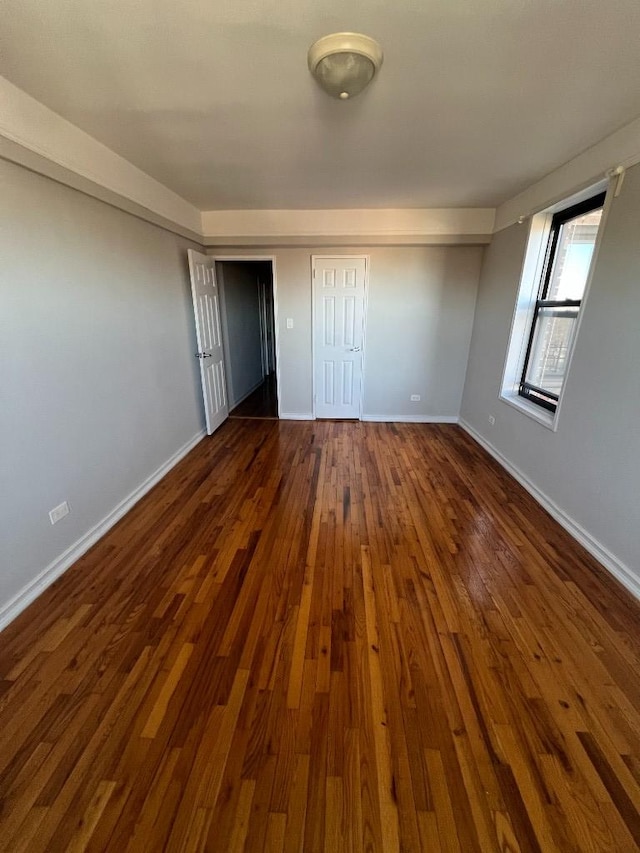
[308,32,383,100]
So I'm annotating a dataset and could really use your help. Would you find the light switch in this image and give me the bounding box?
[49,501,70,525]
[286,318,294,329]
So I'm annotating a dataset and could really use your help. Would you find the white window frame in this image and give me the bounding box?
[499,180,611,431]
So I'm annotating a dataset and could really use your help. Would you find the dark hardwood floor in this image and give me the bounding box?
[230,374,278,419]
[1,421,639,851]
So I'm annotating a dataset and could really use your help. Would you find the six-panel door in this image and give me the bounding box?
[187,250,229,435]
[313,257,367,419]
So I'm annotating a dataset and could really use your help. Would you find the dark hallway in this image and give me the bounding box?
[229,371,278,419]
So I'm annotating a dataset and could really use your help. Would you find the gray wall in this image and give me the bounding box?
[217,262,264,407]
[0,166,484,621]
[461,162,640,578]
[210,246,483,419]
[0,159,205,614]
[364,247,481,418]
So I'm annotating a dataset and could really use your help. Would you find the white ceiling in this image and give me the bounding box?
[3,0,640,211]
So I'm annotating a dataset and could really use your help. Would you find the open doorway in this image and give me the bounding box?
[214,258,279,419]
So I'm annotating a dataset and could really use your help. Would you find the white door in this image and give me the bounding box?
[313,256,367,419]
[187,250,229,435]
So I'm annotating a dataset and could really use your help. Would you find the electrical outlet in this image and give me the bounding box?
[49,501,70,525]
[410,394,421,402]
[488,415,496,426]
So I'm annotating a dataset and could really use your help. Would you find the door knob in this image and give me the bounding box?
[349,346,361,352]
[195,352,212,358]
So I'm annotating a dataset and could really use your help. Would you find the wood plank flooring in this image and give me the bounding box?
[1,421,640,851]
[230,374,278,420]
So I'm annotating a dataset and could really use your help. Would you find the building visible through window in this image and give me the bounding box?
[519,193,605,412]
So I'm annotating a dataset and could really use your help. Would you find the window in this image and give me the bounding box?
[518,192,605,413]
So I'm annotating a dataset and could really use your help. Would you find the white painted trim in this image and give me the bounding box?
[0,76,202,234]
[271,257,282,420]
[499,212,553,403]
[495,115,640,232]
[311,255,370,421]
[281,413,459,423]
[202,209,496,242]
[361,414,459,423]
[214,263,235,409]
[545,184,614,428]
[359,260,371,424]
[498,179,615,433]
[499,392,556,431]
[0,429,206,632]
[1,136,204,244]
[203,234,493,248]
[209,255,281,261]
[459,420,640,603]
[209,255,281,419]
[279,412,314,420]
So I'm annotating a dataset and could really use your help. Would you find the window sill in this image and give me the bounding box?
[499,391,558,431]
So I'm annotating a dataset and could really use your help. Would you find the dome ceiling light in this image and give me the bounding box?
[307,32,384,100]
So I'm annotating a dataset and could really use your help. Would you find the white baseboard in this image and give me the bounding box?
[0,429,207,632]
[279,412,314,420]
[279,413,460,424]
[459,419,640,602]
[361,414,459,423]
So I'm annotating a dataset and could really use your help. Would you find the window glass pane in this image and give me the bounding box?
[525,306,579,394]
[545,208,602,300]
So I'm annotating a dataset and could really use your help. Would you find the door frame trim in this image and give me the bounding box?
[311,254,370,421]
[209,254,281,419]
